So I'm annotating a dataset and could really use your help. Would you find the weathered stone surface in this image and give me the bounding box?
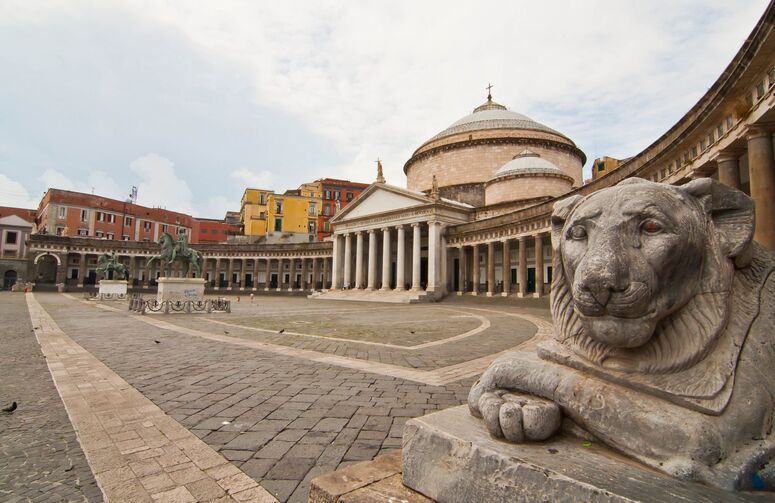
[403,406,773,503]
[468,178,775,491]
[157,277,206,302]
[308,450,401,503]
[98,279,128,295]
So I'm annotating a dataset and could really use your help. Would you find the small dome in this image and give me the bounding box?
[491,149,567,179]
[425,98,566,144]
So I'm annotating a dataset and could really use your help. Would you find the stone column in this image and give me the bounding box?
[312,257,320,291]
[323,256,330,289]
[534,234,545,298]
[427,221,441,294]
[502,239,511,297]
[457,246,465,295]
[289,257,296,290]
[486,241,495,297]
[214,258,221,289]
[78,253,87,288]
[252,258,259,291]
[343,233,353,289]
[411,223,422,291]
[381,227,391,291]
[127,256,136,286]
[471,244,479,295]
[518,237,528,297]
[396,226,406,291]
[367,229,377,290]
[331,234,342,290]
[239,258,246,289]
[747,128,775,250]
[277,258,284,291]
[226,258,234,289]
[353,232,364,289]
[440,232,448,294]
[716,152,741,190]
[264,258,271,291]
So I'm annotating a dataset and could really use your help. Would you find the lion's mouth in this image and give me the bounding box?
[573,282,652,319]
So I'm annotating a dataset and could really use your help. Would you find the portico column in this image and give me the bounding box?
[264,258,271,291]
[331,234,342,290]
[312,257,320,291]
[78,253,87,288]
[276,258,284,291]
[252,258,259,290]
[354,231,364,289]
[471,244,480,295]
[343,233,353,288]
[381,228,391,291]
[502,239,511,297]
[440,233,448,294]
[457,246,465,295]
[747,128,775,250]
[214,258,221,289]
[427,221,441,294]
[367,229,377,290]
[396,226,406,290]
[411,223,421,291]
[715,152,741,190]
[128,256,136,285]
[486,241,495,297]
[323,256,330,289]
[534,234,545,298]
[226,259,234,288]
[240,258,247,289]
[518,237,528,297]
[289,257,296,290]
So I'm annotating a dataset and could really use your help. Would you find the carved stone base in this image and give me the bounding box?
[156,278,206,302]
[402,406,768,503]
[98,279,127,297]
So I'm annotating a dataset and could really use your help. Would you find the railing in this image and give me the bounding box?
[128,295,231,314]
[86,292,127,300]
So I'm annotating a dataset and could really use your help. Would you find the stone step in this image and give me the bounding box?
[310,289,433,303]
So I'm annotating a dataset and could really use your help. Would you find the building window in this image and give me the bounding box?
[143,221,152,231]
[308,203,316,216]
[324,221,330,232]
[324,190,331,199]
[122,234,130,241]
[77,228,88,236]
[308,220,316,234]
[107,214,116,224]
[96,230,104,238]
[124,216,132,226]
[210,229,217,234]
[106,232,114,240]
[275,202,283,214]
[334,190,340,200]
[161,224,168,232]
[323,206,330,217]
[80,209,88,222]
[259,193,266,205]
[597,162,605,172]
[58,207,66,218]
[5,231,17,244]
[346,191,353,201]
[259,211,266,219]
[274,217,282,232]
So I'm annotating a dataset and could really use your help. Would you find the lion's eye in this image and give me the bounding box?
[569,225,587,240]
[641,219,663,235]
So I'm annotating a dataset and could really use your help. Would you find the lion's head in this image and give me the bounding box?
[550,177,754,373]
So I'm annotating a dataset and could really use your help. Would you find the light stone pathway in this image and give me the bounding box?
[27,293,278,503]
[72,296,551,386]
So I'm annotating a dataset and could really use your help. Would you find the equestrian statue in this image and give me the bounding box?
[147,232,203,277]
[96,252,128,280]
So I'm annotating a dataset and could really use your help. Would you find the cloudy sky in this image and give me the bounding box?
[0,1,769,218]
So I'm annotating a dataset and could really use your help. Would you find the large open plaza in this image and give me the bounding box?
[3,292,549,502]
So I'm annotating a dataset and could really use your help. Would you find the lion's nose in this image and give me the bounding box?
[581,280,615,306]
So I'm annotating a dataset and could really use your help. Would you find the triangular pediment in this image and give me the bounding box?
[335,184,430,222]
[0,214,33,227]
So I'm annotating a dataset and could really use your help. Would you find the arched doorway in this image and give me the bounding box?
[35,254,59,284]
[3,270,17,289]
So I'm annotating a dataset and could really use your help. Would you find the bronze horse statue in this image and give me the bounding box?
[147,232,203,277]
[96,252,128,280]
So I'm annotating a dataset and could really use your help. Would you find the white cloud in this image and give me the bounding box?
[39,169,75,192]
[0,174,39,209]
[129,153,195,215]
[230,168,276,191]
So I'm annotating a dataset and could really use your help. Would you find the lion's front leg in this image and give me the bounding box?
[476,390,562,442]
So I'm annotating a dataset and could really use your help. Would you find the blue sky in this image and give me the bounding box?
[0,1,768,217]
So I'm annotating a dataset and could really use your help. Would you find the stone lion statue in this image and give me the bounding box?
[469,177,775,491]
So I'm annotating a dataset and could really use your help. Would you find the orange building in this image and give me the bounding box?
[315,178,369,241]
[36,189,234,244]
[192,218,241,243]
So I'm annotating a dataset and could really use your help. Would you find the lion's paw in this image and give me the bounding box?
[478,390,561,442]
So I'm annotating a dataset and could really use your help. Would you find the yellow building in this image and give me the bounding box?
[240,186,321,242]
[590,156,623,180]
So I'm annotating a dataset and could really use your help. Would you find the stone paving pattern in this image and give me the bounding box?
[0,293,101,503]
[12,293,549,502]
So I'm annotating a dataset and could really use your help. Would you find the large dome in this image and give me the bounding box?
[423,98,568,146]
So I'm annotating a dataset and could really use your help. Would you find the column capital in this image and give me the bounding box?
[394,224,405,231]
[745,125,772,141]
[355,230,363,236]
[711,149,742,164]
[368,228,376,235]
[411,222,421,228]
[381,227,390,232]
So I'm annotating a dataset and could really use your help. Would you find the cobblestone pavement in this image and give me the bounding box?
[31,293,550,502]
[0,292,101,503]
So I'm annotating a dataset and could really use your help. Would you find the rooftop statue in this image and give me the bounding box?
[147,232,203,277]
[469,177,775,491]
[96,252,127,280]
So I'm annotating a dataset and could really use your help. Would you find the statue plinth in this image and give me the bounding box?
[157,277,206,302]
[402,406,764,503]
[97,279,128,298]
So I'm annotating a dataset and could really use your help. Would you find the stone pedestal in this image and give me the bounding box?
[156,277,206,302]
[402,406,767,503]
[97,279,127,297]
